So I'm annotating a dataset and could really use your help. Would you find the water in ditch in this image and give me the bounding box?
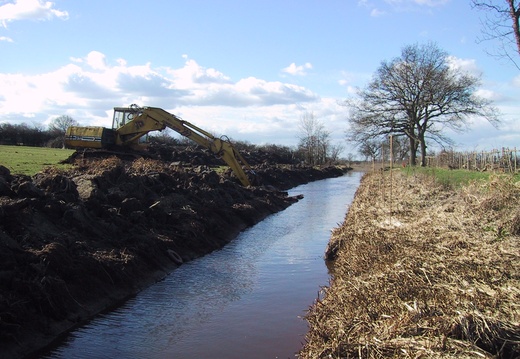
[42,171,362,359]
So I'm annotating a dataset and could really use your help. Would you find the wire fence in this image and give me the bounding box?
[425,148,519,173]
[366,138,519,174]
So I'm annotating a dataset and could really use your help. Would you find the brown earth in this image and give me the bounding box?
[0,149,349,359]
[299,170,520,358]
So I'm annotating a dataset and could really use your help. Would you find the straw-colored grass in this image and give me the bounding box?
[299,171,520,358]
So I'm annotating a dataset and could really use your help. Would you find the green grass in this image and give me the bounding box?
[401,166,493,188]
[0,145,75,176]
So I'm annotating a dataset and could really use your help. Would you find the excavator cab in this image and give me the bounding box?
[112,106,150,146]
[112,106,141,129]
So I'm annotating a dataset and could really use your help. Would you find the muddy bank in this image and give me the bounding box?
[299,170,520,358]
[0,155,348,359]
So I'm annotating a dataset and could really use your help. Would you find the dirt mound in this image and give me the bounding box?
[63,143,302,168]
[299,171,520,358]
[0,154,348,359]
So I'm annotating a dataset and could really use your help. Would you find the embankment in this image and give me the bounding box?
[0,157,348,359]
[300,170,519,358]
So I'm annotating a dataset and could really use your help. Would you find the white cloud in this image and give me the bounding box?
[410,0,450,6]
[2,50,516,150]
[360,0,449,16]
[86,51,107,70]
[475,88,503,102]
[370,8,385,17]
[0,35,13,42]
[385,0,449,6]
[170,58,232,86]
[338,70,371,92]
[282,62,312,76]
[346,85,358,95]
[445,55,481,77]
[0,52,326,145]
[0,0,68,27]
[511,74,520,88]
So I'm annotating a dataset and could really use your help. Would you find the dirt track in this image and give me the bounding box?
[0,153,348,359]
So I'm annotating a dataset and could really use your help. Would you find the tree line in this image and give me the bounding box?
[0,114,345,166]
[0,115,78,148]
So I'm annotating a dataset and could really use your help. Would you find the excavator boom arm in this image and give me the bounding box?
[117,106,252,186]
[65,105,254,186]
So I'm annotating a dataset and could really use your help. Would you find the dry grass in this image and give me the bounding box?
[299,171,520,358]
[71,156,124,175]
[68,157,177,177]
[129,157,171,174]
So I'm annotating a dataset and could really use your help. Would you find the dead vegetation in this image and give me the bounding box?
[300,171,520,358]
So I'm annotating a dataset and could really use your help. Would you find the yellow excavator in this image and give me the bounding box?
[64,104,253,186]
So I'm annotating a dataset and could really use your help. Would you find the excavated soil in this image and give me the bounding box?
[299,170,520,358]
[0,150,348,359]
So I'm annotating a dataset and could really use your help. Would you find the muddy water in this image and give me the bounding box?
[42,172,362,359]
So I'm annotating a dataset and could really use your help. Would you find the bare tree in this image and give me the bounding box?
[297,112,331,165]
[328,143,344,164]
[346,42,499,167]
[48,115,78,134]
[472,0,520,69]
[345,152,354,167]
[48,115,78,148]
[392,135,410,163]
[358,139,381,162]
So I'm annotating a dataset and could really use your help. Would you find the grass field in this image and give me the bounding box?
[0,145,75,176]
[402,166,489,186]
[400,165,520,187]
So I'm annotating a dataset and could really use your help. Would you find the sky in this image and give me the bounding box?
[0,0,519,156]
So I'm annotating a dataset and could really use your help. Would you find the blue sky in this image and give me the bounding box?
[1,0,519,156]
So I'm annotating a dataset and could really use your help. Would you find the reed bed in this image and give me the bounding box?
[299,171,520,358]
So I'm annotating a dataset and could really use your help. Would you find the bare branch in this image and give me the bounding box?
[472,0,520,69]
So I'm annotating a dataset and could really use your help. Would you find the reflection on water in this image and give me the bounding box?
[42,172,362,359]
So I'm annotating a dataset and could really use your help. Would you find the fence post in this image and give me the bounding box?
[515,147,517,173]
[389,135,393,215]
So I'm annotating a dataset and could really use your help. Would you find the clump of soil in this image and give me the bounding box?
[0,152,348,359]
[300,171,520,358]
